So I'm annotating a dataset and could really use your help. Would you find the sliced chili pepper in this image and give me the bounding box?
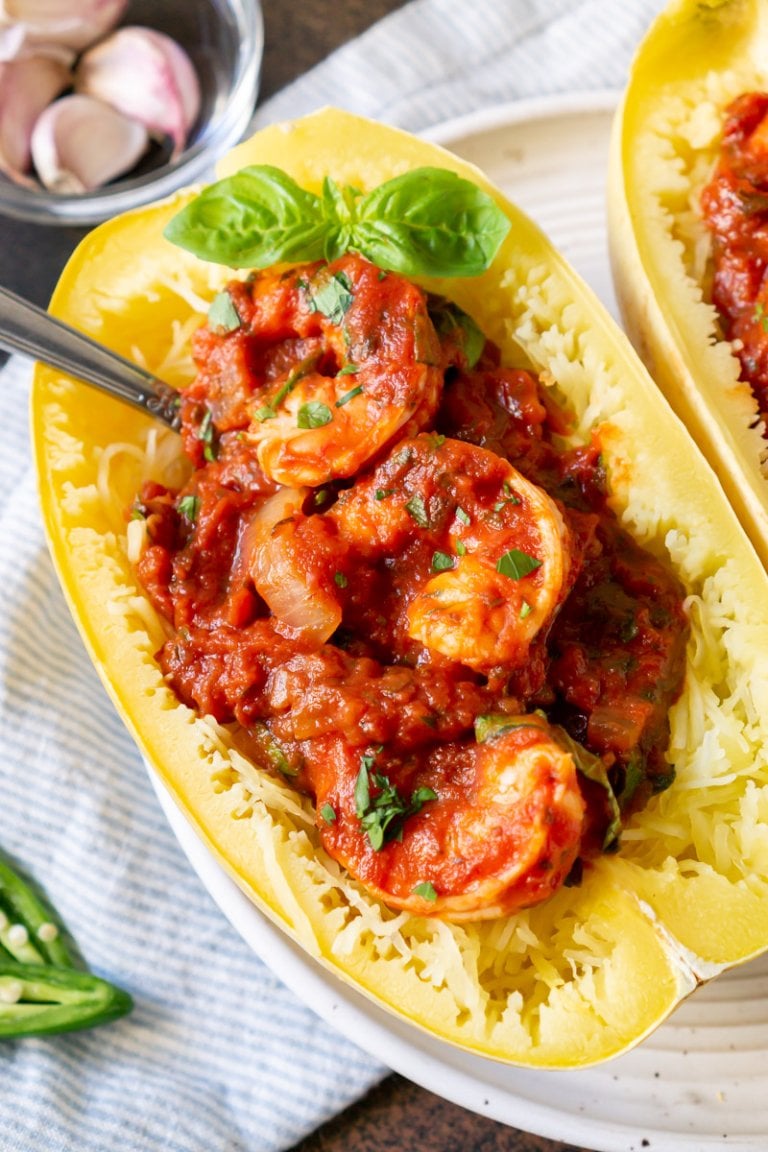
[0,857,74,968]
[0,959,133,1037]
[0,856,133,1038]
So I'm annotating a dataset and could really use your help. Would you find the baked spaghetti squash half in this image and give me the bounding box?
[608,0,768,568]
[31,108,768,1069]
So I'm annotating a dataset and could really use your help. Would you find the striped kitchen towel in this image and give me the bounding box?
[0,1,667,1149]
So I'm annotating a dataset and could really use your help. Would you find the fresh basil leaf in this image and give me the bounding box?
[163,165,331,268]
[353,168,511,277]
[496,549,542,580]
[297,401,333,428]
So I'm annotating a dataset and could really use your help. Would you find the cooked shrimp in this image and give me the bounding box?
[241,253,443,486]
[241,485,344,646]
[246,434,573,672]
[308,714,586,920]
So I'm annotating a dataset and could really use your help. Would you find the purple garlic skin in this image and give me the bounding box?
[0,0,127,57]
[76,26,201,159]
[0,51,69,181]
[30,92,149,193]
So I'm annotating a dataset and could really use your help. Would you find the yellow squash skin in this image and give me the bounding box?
[608,0,768,569]
[31,108,768,1069]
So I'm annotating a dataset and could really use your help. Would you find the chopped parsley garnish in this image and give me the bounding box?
[297,400,333,428]
[412,881,437,902]
[431,550,455,572]
[335,384,364,407]
[308,271,354,325]
[207,289,241,333]
[354,754,437,851]
[177,494,199,522]
[496,548,542,580]
[405,493,430,529]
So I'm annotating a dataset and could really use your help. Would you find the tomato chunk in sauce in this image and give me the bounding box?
[133,254,689,919]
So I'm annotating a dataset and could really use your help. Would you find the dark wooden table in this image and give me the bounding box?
[0,3,595,1149]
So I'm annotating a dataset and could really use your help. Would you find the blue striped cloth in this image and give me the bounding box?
[0,1,667,1148]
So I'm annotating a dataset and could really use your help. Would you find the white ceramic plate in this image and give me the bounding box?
[152,93,768,1152]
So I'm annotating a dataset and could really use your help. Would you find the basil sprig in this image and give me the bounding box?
[164,165,511,278]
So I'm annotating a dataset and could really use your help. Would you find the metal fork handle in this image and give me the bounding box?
[0,285,181,430]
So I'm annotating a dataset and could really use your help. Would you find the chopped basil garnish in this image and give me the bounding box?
[354,755,436,852]
[335,384,364,407]
[177,494,199,522]
[297,401,333,428]
[375,488,394,501]
[431,550,454,572]
[455,540,467,556]
[308,270,354,324]
[428,298,486,368]
[207,289,241,333]
[320,804,336,824]
[333,571,348,588]
[254,352,320,422]
[455,506,470,526]
[496,548,542,580]
[405,493,430,529]
[196,408,218,461]
[412,881,437,902]
[474,714,543,744]
[336,363,359,377]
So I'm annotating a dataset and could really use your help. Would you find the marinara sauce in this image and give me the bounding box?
[700,91,768,415]
[133,256,689,896]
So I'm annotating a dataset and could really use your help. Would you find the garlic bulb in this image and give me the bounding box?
[75,26,201,159]
[30,93,149,193]
[0,0,127,57]
[0,52,69,181]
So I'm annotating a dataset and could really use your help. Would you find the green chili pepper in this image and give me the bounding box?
[0,856,132,1038]
[0,857,74,967]
[0,959,133,1037]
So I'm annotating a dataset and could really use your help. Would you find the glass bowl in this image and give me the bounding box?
[0,0,263,225]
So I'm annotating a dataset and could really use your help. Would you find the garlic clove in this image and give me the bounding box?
[30,92,149,193]
[75,26,201,159]
[0,0,127,56]
[0,52,70,183]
